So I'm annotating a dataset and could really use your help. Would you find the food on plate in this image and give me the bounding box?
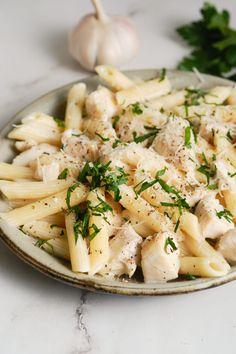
[0,65,235,283]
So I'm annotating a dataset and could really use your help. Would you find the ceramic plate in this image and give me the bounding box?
[0,69,235,295]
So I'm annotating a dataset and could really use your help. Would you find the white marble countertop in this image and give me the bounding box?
[1,0,236,353]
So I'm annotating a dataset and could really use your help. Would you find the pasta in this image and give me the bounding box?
[0,66,235,283]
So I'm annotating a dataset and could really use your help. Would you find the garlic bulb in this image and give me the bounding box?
[68,0,139,71]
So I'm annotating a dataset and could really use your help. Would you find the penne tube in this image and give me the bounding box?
[180,256,229,277]
[23,220,66,240]
[0,179,75,200]
[0,184,88,226]
[65,83,86,130]
[88,188,110,275]
[8,121,62,145]
[0,162,34,180]
[116,77,171,107]
[204,86,231,104]
[65,212,90,273]
[115,184,172,233]
[9,199,40,207]
[148,90,186,111]
[41,213,65,227]
[95,65,134,91]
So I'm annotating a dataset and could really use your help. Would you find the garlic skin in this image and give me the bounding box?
[68,0,139,71]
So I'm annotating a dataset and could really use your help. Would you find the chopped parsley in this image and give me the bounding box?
[35,239,54,252]
[95,133,110,142]
[133,126,160,144]
[112,139,122,148]
[78,161,128,202]
[216,208,233,223]
[18,225,27,235]
[197,159,216,186]
[58,168,69,180]
[159,68,167,82]
[164,237,178,253]
[66,182,81,208]
[89,224,102,241]
[184,126,192,148]
[53,117,65,128]
[184,273,197,280]
[185,88,207,106]
[131,102,143,115]
[226,130,233,142]
[228,172,236,178]
[112,116,120,129]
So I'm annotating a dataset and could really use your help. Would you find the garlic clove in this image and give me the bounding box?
[68,0,139,71]
[69,15,103,71]
[97,17,139,67]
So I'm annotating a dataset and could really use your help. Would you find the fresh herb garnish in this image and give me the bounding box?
[95,133,110,142]
[53,117,65,128]
[35,239,54,252]
[216,208,233,223]
[131,102,143,115]
[164,237,178,253]
[226,130,233,142]
[185,88,207,106]
[184,273,197,280]
[58,168,69,180]
[184,126,192,148]
[177,2,236,80]
[228,172,236,178]
[112,116,120,129]
[133,126,160,144]
[66,182,81,208]
[159,68,167,82]
[89,224,101,241]
[197,160,216,186]
[78,161,128,202]
[207,183,218,190]
[112,139,122,148]
[18,225,27,235]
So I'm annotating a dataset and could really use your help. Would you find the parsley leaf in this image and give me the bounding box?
[177,2,236,80]
[159,68,167,81]
[53,117,65,128]
[133,126,160,144]
[112,116,120,129]
[35,239,54,253]
[164,237,178,253]
[95,133,110,142]
[216,208,233,223]
[66,182,81,208]
[131,102,143,115]
[58,168,69,180]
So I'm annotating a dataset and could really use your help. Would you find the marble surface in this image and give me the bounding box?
[0,0,236,353]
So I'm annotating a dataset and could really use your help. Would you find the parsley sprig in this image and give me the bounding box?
[216,208,233,223]
[177,2,236,81]
[133,126,160,144]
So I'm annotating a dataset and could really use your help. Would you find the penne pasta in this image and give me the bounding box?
[0,184,88,226]
[0,162,34,180]
[116,77,171,107]
[0,179,75,200]
[95,65,134,91]
[23,220,66,240]
[65,83,86,130]
[65,212,90,273]
[180,256,229,277]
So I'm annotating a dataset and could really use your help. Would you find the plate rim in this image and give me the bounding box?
[0,68,235,296]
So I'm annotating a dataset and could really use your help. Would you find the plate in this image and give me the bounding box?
[0,69,235,296]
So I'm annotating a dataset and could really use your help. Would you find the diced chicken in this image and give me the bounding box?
[100,223,142,278]
[121,209,153,238]
[61,130,98,161]
[141,231,180,282]
[115,106,167,145]
[85,86,117,120]
[199,116,233,144]
[152,116,198,177]
[217,228,236,263]
[195,195,234,239]
[83,118,117,141]
[13,144,58,166]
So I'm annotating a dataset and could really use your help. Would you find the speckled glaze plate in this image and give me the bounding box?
[0,69,235,296]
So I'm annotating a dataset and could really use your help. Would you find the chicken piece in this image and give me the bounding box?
[141,231,180,282]
[13,143,58,166]
[100,223,142,278]
[121,209,154,238]
[83,118,117,141]
[61,130,98,161]
[40,161,60,182]
[195,195,234,239]
[115,106,167,145]
[152,116,198,177]
[199,116,233,144]
[217,228,236,263]
[85,86,117,120]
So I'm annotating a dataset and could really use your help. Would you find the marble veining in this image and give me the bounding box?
[75,291,92,354]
